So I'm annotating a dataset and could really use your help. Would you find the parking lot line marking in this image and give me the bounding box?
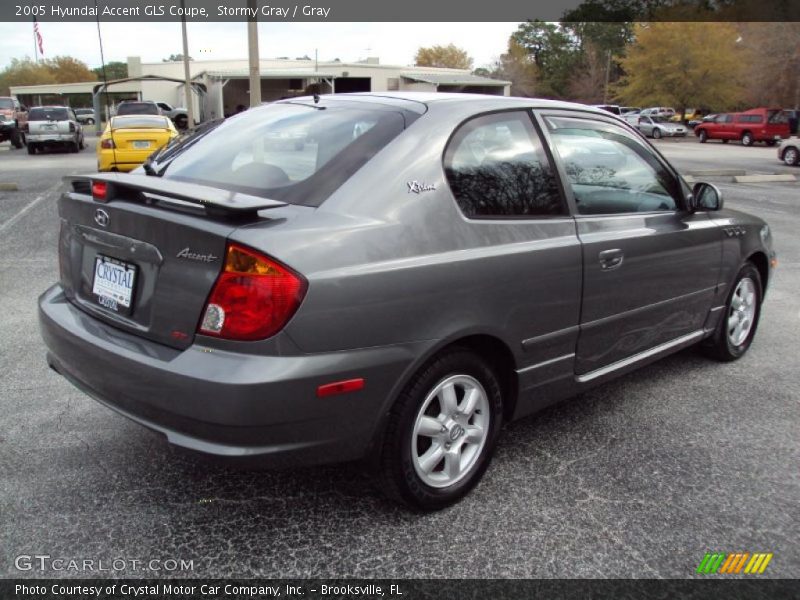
[0,182,61,235]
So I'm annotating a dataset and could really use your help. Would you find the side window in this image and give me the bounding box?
[545,116,679,216]
[444,111,564,218]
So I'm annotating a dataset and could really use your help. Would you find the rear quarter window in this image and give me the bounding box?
[443,111,565,218]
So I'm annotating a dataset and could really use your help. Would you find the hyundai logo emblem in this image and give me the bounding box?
[449,424,464,441]
[94,208,109,227]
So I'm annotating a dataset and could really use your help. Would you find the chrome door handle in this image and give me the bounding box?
[599,249,624,270]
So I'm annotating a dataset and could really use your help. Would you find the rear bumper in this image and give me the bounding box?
[39,284,423,464]
[97,149,153,172]
[28,133,74,143]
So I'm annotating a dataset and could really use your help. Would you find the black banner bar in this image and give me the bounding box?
[2,579,799,600]
[2,0,800,22]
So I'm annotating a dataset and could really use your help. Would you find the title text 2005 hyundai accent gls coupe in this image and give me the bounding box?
[39,93,775,510]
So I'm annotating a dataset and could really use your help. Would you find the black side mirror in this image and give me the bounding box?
[690,181,723,211]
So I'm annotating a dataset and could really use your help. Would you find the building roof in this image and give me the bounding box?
[205,69,336,79]
[400,72,510,87]
[10,80,142,95]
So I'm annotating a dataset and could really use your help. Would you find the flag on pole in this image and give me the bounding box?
[33,17,44,56]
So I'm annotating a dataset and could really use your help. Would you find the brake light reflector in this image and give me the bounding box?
[100,138,115,149]
[317,379,365,398]
[199,243,307,341]
[91,181,108,201]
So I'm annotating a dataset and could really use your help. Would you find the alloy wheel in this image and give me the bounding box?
[727,277,757,347]
[411,374,490,488]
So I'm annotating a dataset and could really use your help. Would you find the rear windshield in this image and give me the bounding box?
[0,98,13,109]
[161,102,407,207]
[768,110,788,124]
[112,116,170,129]
[117,103,159,115]
[29,107,68,121]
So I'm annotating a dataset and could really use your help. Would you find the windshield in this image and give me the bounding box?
[162,102,407,207]
[112,116,170,130]
[117,103,159,115]
[0,98,13,110]
[29,107,68,121]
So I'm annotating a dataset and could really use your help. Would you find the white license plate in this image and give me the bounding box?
[92,256,136,313]
[132,141,151,149]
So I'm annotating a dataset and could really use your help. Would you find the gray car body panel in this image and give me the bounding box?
[39,93,776,461]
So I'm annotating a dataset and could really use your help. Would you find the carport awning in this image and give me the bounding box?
[400,73,510,86]
[205,70,336,79]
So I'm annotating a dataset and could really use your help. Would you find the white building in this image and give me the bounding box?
[11,55,510,123]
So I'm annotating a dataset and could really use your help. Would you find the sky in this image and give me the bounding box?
[0,21,519,71]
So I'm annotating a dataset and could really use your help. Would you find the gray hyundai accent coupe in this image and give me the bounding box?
[39,93,776,510]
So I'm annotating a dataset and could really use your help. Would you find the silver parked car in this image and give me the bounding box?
[777,137,799,166]
[39,93,776,509]
[26,106,84,154]
[637,115,687,139]
[74,108,97,125]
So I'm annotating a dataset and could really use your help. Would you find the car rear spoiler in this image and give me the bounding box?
[65,173,287,218]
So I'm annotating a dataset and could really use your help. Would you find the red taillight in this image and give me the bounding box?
[91,181,107,201]
[100,138,115,149]
[199,243,306,341]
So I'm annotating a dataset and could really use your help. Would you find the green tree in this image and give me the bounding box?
[615,22,747,117]
[163,53,192,62]
[414,44,473,70]
[491,39,538,97]
[0,56,96,95]
[510,20,579,98]
[0,57,52,94]
[42,56,97,83]
[93,61,128,81]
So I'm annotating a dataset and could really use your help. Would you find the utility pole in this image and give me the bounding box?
[247,0,261,107]
[603,49,611,104]
[180,0,194,128]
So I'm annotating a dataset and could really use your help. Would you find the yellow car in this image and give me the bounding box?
[97,115,179,172]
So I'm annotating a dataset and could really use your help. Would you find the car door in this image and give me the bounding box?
[442,109,583,399]
[537,111,721,376]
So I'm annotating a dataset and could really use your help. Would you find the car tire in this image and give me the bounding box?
[70,139,79,153]
[175,115,188,129]
[722,139,729,144]
[79,136,85,151]
[10,127,24,149]
[783,146,799,166]
[378,348,504,510]
[653,128,662,139]
[698,130,708,143]
[741,132,754,147]
[87,118,95,125]
[27,143,35,155]
[703,263,762,362]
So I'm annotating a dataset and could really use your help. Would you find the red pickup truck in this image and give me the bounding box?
[694,108,790,146]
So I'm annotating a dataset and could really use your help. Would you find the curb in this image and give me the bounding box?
[734,174,797,183]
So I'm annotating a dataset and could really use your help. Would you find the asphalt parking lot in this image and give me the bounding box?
[0,134,798,579]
